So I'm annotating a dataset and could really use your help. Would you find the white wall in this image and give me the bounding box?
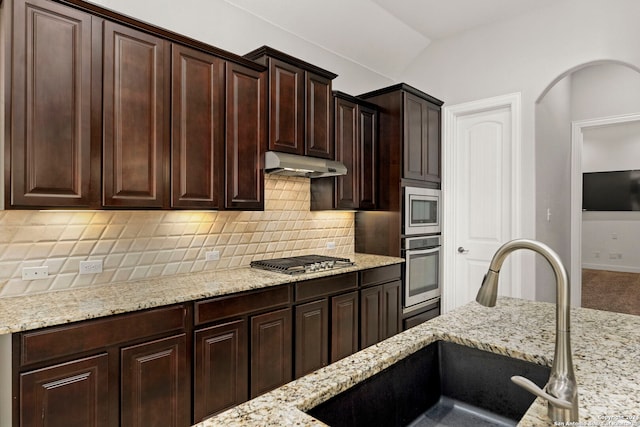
[399,0,640,298]
[535,76,572,302]
[91,0,393,94]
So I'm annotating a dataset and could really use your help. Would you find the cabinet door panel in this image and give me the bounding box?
[294,299,328,378]
[359,105,377,209]
[20,353,109,427]
[171,44,224,208]
[250,308,292,398]
[403,93,428,181]
[383,280,402,340]
[121,334,189,427]
[330,291,358,363]
[306,73,333,159]
[426,106,441,182]
[103,21,168,207]
[194,320,248,422]
[225,62,266,210]
[269,59,304,154]
[360,285,383,349]
[335,97,358,209]
[10,0,93,207]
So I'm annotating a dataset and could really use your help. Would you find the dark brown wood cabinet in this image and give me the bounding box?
[250,308,293,398]
[19,354,109,427]
[7,0,97,208]
[193,320,248,422]
[330,290,359,363]
[359,83,443,193]
[244,46,336,159]
[192,285,292,420]
[294,299,328,378]
[359,265,402,349]
[4,0,269,211]
[171,44,225,209]
[356,84,443,257]
[403,92,441,183]
[102,21,170,208]
[120,334,190,427]
[13,304,190,427]
[311,92,377,211]
[293,273,358,377]
[224,62,267,210]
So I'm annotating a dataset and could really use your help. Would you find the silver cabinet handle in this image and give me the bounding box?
[457,247,469,254]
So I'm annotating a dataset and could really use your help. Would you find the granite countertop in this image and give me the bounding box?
[199,297,640,427]
[0,253,403,334]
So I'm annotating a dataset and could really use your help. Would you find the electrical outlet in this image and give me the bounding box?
[206,250,220,261]
[326,241,336,250]
[79,260,103,275]
[22,266,49,280]
[594,251,600,258]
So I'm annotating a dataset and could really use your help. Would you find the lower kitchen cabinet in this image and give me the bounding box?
[19,354,109,427]
[193,320,248,422]
[294,300,329,378]
[12,264,404,425]
[13,304,190,427]
[250,308,293,398]
[120,334,190,427]
[293,273,359,377]
[360,265,402,349]
[192,285,292,421]
[330,291,359,363]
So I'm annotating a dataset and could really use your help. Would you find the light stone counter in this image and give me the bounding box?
[0,253,403,334]
[199,297,640,427]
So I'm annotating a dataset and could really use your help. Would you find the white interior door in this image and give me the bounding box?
[443,94,522,312]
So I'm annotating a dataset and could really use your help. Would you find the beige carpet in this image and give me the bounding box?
[582,269,640,316]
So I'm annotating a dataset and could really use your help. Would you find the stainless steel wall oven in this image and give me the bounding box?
[401,234,441,313]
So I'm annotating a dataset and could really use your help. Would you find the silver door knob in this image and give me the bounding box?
[457,246,469,254]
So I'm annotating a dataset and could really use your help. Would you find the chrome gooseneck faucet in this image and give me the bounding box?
[476,239,579,423]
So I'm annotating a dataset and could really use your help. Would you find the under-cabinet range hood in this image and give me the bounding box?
[264,151,347,178]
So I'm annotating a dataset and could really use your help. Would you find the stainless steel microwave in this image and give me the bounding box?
[403,187,441,235]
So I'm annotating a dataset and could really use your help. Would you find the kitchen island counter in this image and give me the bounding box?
[198,297,640,427]
[0,253,403,334]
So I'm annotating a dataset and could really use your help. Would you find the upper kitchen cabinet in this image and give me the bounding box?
[224,62,267,210]
[102,21,170,208]
[360,84,443,192]
[5,0,98,208]
[244,46,336,159]
[3,0,269,210]
[311,92,378,211]
[171,44,225,209]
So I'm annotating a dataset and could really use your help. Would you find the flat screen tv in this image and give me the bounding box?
[582,170,640,211]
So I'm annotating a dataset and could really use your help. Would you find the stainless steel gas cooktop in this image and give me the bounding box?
[250,255,355,275]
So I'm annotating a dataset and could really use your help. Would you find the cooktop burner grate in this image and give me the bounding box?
[250,255,354,275]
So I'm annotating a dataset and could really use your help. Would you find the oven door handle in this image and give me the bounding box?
[406,246,441,255]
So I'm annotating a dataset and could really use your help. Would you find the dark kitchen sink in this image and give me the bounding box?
[307,341,550,427]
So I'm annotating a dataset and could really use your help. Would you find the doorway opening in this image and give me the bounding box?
[536,60,640,312]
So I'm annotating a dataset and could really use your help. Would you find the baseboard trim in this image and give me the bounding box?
[582,264,640,274]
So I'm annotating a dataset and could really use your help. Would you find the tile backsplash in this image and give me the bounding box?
[0,175,354,297]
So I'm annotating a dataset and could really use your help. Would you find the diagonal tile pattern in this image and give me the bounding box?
[0,175,354,297]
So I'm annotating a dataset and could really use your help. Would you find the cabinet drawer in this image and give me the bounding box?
[360,264,402,288]
[19,305,188,367]
[195,286,292,326]
[295,272,357,302]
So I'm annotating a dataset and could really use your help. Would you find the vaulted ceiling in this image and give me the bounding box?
[223,0,556,79]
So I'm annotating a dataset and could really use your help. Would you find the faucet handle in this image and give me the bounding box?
[511,376,573,410]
